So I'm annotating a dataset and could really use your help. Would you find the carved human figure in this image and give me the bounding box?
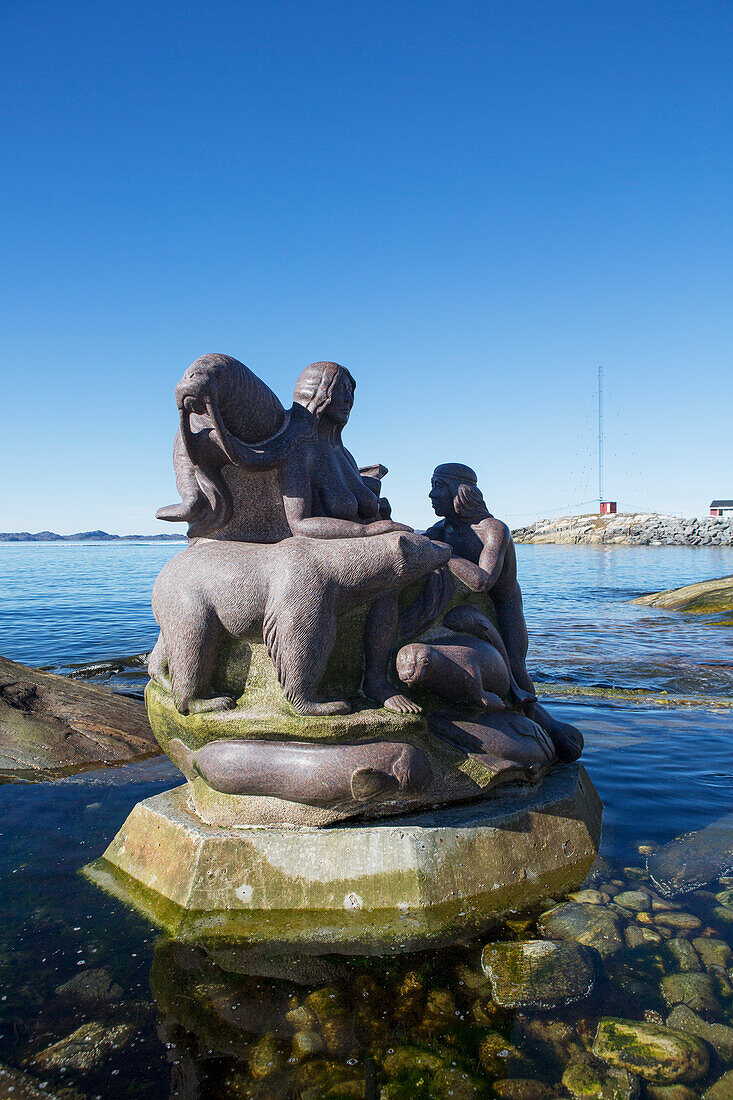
[425,463,534,698]
[424,463,583,762]
[279,361,424,713]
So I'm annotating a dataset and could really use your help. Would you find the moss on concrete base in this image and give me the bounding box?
[82,763,602,948]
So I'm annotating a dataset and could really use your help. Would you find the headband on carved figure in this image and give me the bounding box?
[433,463,489,521]
[293,362,356,420]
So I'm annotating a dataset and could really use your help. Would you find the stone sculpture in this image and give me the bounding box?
[87,350,600,942]
[145,353,582,826]
[424,463,583,762]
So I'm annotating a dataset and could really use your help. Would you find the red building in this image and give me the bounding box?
[600,501,617,515]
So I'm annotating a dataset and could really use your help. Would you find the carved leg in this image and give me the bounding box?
[363,591,422,714]
[147,633,171,691]
[494,590,535,696]
[264,595,351,716]
[164,610,234,714]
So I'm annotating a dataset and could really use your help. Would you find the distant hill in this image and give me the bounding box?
[0,530,186,542]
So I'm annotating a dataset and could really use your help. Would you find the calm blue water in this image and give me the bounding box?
[0,541,732,1097]
[2,540,732,693]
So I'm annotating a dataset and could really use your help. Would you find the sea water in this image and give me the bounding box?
[0,541,732,1097]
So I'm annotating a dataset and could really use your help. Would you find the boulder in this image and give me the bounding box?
[634,576,733,615]
[562,1053,639,1100]
[647,816,733,896]
[537,902,623,957]
[0,655,158,778]
[480,939,597,1009]
[667,1005,733,1064]
[592,1018,709,1084]
[661,972,720,1014]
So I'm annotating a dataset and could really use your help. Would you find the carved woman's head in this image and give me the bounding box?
[430,463,490,522]
[293,362,356,427]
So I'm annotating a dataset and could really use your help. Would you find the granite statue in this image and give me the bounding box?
[84,349,603,943]
[149,529,449,716]
[144,352,583,829]
[424,462,583,762]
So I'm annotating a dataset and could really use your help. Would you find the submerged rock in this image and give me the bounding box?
[0,1063,64,1099]
[665,939,701,973]
[706,1069,733,1100]
[694,938,732,973]
[648,816,733,896]
[562,1053,640,1100]
[538,903,623,957]
[478,1031,531,1078]
[661,972,720,1014]
[31,1020,134,1071]
[0,655,158,778]
[592,1018,709,1084]
[55,967,123,1003]
[667,1005,733,1064]
[480,939,597,1009]
[493,1080,555,1100]
[614,891,652,913]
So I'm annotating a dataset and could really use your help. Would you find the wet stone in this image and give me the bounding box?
[432,1065,487,1098]
[291,1029,324,1059]
[493,1079,555,1100]
[646,1087,699,1100]
[249,1034,285,1080]
[666,939,702,973]
[562,1053,640,1100]
[614,891,652,913]
[537,903,623,957]
[31,1021,134,1072]
[661,972,720,1014]
[626,926,663,949]
[569,889,607,904]
[716,889,733,909]
[516,1016,585,1072]
[667,1006,733,1064]
[694,938,732,972]
[55,966,123,1004]
[653,913,703,931]
[592,1017,709,1083]
[480,939,597,1009]
[382,1046,446,1076]
[478,1031,530,1078]
[706,1069,733,1100]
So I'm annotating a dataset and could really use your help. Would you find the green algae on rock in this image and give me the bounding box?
[633,576,733,618]
[592,1018,709,1084]
[480,939,597,1009]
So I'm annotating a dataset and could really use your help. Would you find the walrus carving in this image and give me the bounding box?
[168,737,432,806]
[156,354,311,538]
[149,530,450,716]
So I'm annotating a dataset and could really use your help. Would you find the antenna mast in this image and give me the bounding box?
[598,365,604,504]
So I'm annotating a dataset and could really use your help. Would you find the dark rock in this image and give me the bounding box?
[481,939,597,1009]
[0,656,158,778]
[647,817,733,897]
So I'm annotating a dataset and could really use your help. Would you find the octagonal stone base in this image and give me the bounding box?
[83,763,602,950]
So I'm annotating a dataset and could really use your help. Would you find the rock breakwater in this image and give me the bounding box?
[512,513,733,547]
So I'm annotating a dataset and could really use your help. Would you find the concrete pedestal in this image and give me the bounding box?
[83,763,602,949]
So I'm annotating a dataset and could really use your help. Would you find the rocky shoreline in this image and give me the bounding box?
[512,513,733,547]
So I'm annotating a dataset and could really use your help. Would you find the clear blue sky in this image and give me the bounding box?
[2,0,731,533]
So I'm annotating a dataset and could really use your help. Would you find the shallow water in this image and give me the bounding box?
[0,542,732,1096]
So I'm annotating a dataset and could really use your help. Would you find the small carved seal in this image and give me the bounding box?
[396,636,511,712]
